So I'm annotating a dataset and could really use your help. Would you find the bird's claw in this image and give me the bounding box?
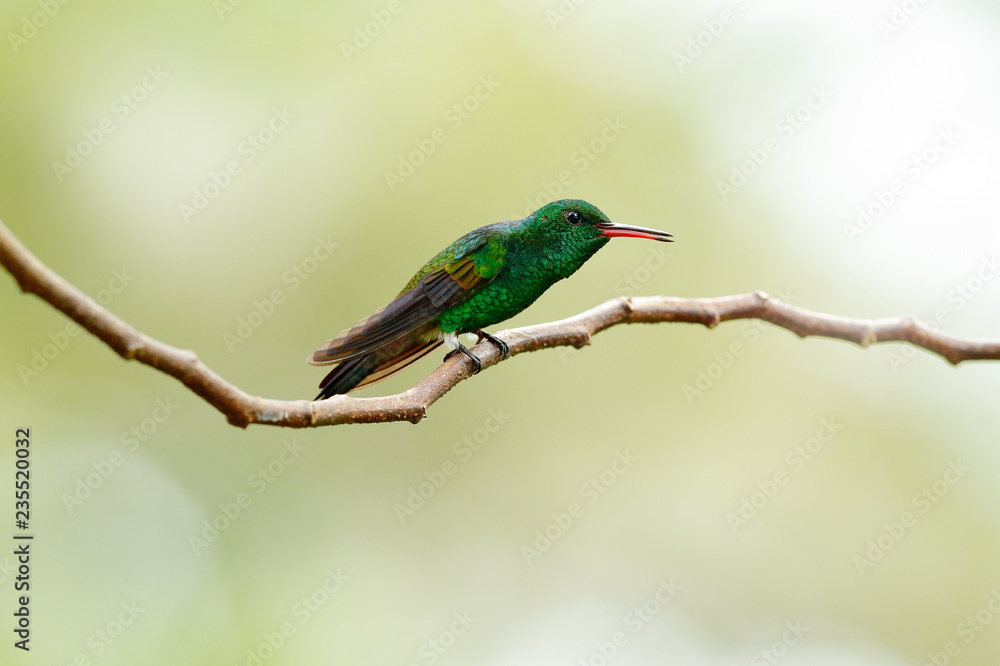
[445,342,482,374]
[476,329,509,359]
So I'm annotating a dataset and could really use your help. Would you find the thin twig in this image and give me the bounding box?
[2,219,998,428]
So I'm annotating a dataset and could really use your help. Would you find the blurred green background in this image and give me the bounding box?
[3,0,1000,663]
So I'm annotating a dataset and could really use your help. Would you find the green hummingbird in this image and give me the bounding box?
[308,199,673,399]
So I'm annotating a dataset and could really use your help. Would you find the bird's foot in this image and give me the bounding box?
[475,329,509,359]
[444,341,482,374]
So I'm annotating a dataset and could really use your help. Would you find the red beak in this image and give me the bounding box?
[597,222,674,242]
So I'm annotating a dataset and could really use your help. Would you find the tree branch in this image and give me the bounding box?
[3,219,999,428]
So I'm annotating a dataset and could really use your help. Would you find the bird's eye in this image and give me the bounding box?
[564,210,582,225]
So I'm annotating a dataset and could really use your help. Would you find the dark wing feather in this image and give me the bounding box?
[351,339,443,390]
[308,254,494,366]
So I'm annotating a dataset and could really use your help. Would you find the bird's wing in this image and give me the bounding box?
[307,231,505,366]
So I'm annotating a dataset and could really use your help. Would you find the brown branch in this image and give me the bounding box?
[2,218,999,428]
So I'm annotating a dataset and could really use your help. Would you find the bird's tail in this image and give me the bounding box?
[315,338,443,399]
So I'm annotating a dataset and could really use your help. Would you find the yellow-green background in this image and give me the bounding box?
[3,0,1000,664]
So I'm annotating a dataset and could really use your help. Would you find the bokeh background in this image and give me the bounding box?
[3,0,1000,663]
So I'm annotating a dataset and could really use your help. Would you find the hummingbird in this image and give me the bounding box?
[308,199,673,399]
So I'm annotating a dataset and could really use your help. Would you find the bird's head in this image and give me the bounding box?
[517,199,673,280]
[527,199,673,250]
